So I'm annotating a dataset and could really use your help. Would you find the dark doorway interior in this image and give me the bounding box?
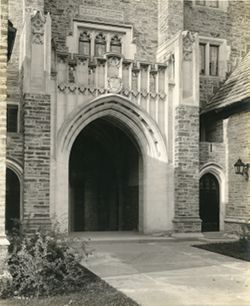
[69,118,139,231]
[6,168,20,231]
[199,173,220,232]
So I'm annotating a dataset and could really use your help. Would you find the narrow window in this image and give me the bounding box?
[209,45,219,76]
[7,104,18,133]
[95,33,106,57]
[51,40,56,75]
[79,32,91,56]
[199,43,206,75]
[110,35,122,54]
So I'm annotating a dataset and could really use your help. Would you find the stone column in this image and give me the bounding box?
[20,11,52,231]
[172,31,202,233]
[21,11,51,94]
[22,93,51,231]
[0,0,11,279]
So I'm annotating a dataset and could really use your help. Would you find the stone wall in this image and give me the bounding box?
[203,118,224,143]
[6,0,23,171]
[7,0,45,96]
[173,105,201,232]
[23,93,51,231]
[4,0,250,235]
[7,0,45,93]
[227,1,250,67]
[199,142,225,169]
[6,134,23,165]
[0,0,9,270]
[45,0,158,62]
[158,0,184,44]
[184,1,228,38]
[184,0,250,106]
[184,0,250,63]
[26,0,44,12]
[225,111,250,224]
[200,78,221,108]
[7,0,23,108]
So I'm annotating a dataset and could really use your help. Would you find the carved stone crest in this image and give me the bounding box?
[31,11,46,45]
[108,56,120,77]
[108,77,123,93]
[107,56,123,93]
[182,31,195,61]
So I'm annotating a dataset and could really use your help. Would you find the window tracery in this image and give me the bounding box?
[110,35,122,54]
[79,31,91,56]
[95,33,106,57]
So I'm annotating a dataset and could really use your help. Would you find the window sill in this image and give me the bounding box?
[7,132,20,136]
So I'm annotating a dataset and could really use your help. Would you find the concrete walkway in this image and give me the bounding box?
[80,234,250,306]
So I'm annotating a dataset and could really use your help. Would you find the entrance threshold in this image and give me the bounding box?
[69,231,173,242]
[200,231,238,242]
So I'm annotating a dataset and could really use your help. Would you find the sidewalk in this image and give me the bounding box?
[80,234,250,306]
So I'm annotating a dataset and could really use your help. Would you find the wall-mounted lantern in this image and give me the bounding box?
[234,158,249,181]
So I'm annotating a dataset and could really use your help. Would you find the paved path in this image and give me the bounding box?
[81,237,250,306]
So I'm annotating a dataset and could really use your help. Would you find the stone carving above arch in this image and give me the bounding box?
[107,55,123,93]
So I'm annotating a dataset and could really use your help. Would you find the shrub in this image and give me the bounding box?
[2,224,89,298]
[239,223,250,250]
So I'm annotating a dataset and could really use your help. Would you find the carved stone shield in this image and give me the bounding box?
[108,77,123,93]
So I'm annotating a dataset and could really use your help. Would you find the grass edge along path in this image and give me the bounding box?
[0,266,139,306]
[193,240,250,262]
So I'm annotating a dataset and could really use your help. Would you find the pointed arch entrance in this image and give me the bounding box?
[69,118,139,231]
[199,173,220,232]
[54,94,171,233]
[5,168,21,231]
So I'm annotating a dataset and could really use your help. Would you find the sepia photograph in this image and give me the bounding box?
[0,0,250,305]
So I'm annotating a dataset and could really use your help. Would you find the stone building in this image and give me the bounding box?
[1,0,250,256]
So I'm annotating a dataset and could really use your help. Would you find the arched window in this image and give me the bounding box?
[110,35,122,54]
[95,33,106,57]
[79,32,91,56]
[6,168,21,231]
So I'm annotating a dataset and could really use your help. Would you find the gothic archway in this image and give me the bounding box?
[54,94,171,233]
[199,173,220,232]
[69,118,140,231]
[5,168,21,232]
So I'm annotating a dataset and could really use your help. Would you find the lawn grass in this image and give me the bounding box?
[194,240,250,262]
[0,267,138,306]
